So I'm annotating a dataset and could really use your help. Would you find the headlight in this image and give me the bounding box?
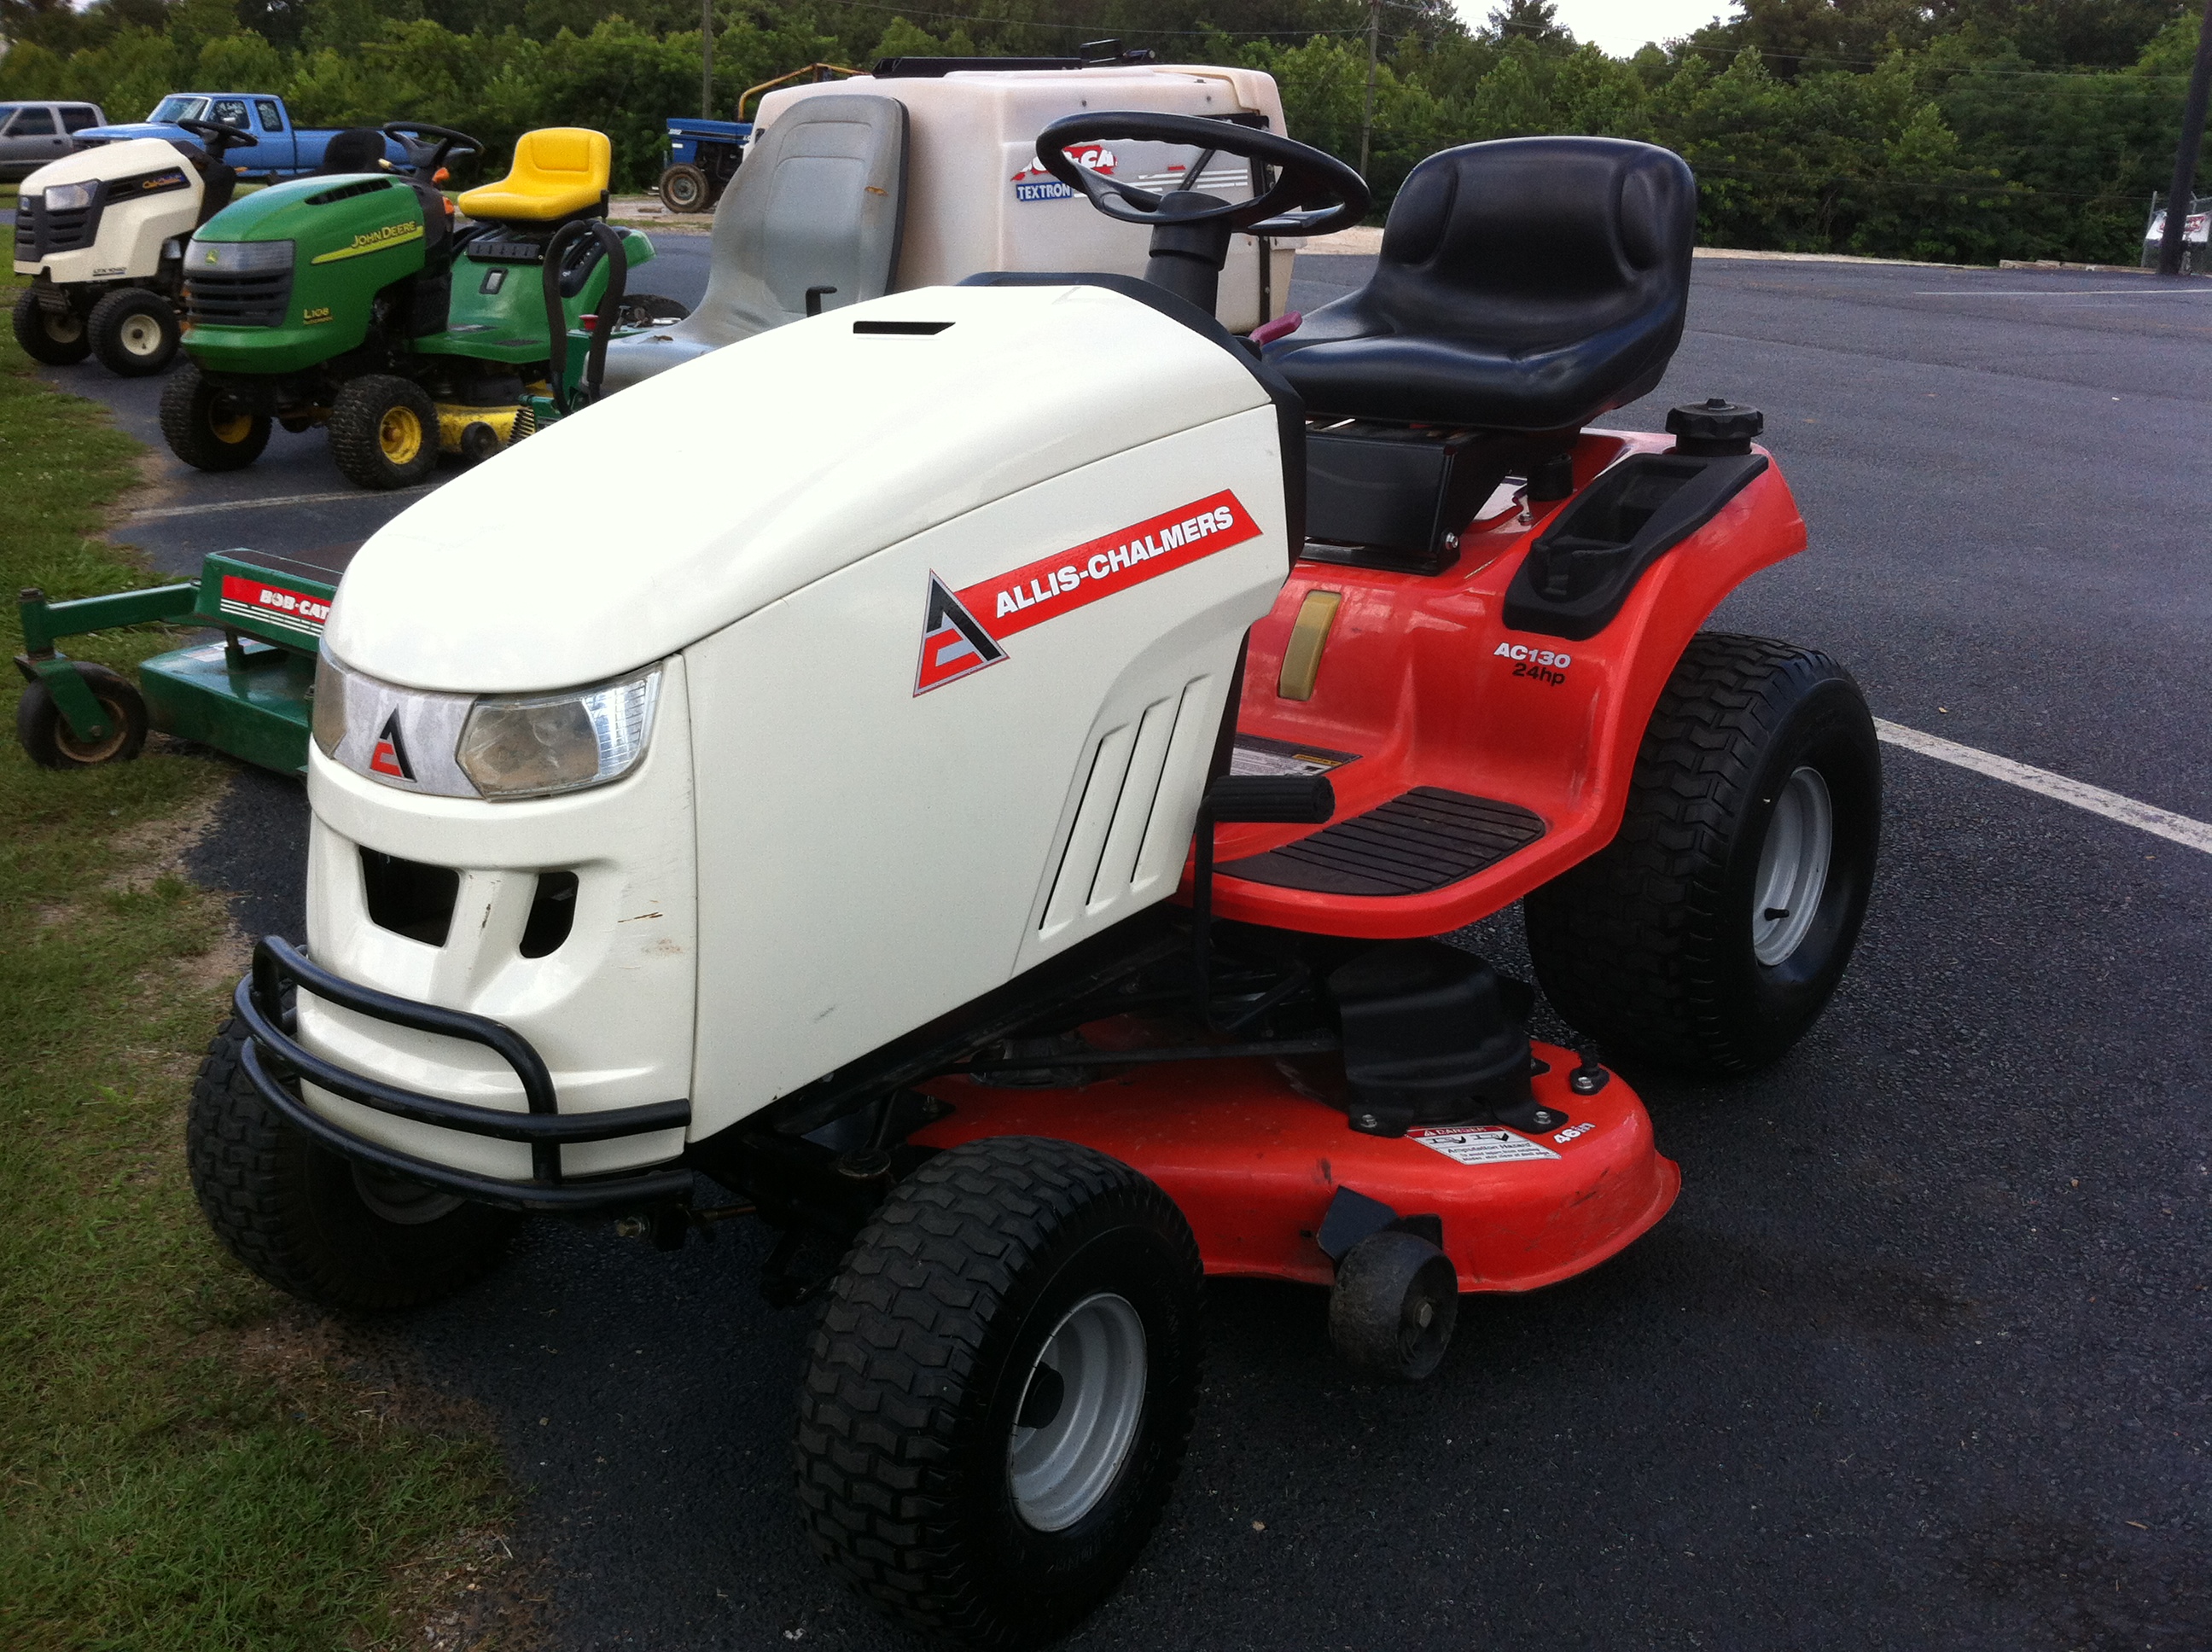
[457,666,661,800]
[44,183,94,212]
[311,649,349,759]
[186,237,294,273]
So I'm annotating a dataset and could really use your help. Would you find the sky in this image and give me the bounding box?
[1463,0,1744,56]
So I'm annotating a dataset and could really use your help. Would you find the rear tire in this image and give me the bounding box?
[15,661,148,768]
[1524,632,1880,1078]
[656,162,712,213]
[186,1015,521,1312]
[88,288,179,376]
[328,374,439,490]
[160,363,270,471]
[796,1136,1203,1647]
[614,292,690,329]
[13,287,90,364]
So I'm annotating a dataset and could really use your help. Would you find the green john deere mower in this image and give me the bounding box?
[161,122,685,490]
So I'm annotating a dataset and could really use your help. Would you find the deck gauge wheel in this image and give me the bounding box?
[15,661,148,768]
[1329,1228,1460,1381]
[796,1136,1203,1645]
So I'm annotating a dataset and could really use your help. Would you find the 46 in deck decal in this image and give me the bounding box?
[914,490,1261,695]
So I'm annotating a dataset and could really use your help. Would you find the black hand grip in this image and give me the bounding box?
[1206,772,1336,824]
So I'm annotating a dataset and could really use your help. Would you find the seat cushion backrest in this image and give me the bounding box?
[1266,137,1696,431]
[456,127,610,224]
[317,127,387,177]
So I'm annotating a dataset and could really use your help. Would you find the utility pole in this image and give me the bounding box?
[701,0,714,119]
[2156,0,2212,276]
[1359,0,1379,179]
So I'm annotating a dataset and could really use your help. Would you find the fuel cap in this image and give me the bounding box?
[1666,397,1763,456]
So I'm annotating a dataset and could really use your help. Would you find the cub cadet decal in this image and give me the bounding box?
[369,710,414,782]
[913,490,1262,695]
[309,219,425,265]
[1493,640,1573,686]
[1010,145,1115,203]
[218,573,330,637]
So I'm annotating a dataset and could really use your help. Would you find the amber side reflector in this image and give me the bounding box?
[1277,590,1342,701]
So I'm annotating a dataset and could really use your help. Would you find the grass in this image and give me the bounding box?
[0,228,512,1649]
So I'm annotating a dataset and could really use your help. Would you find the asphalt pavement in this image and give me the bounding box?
[38,246,2212,1649]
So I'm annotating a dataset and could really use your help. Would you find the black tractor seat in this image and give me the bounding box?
[1264,137,1696,433]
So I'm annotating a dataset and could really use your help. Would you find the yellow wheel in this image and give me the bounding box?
[160,364,271,472]
[212,409,255,445]
[378,404,424,466]
[329,375,440,490]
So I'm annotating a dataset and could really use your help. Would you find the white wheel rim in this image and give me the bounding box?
[49,312,84,343]
[1750,765,1835,966]
[119,313,163,356]
[1007,1291,1148,1532]
[352,1162,465,1226]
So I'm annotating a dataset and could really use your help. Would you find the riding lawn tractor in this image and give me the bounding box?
[172,110,1877,1647]
[10,116,259,376]
[160,121,685,491]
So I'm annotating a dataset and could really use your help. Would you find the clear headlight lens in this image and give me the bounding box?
[311,649,350,759]
[186,236,294,273]
[457,666,661,800]
[44,183,94,212]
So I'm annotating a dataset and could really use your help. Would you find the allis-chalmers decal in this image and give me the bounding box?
[218,573,330,636]
[369,710,415,782]
[915,489,1260,695]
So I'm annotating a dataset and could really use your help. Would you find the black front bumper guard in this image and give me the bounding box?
[236,936,696,1213]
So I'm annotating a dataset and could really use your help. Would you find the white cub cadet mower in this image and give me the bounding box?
[188,113,1880,1647]
[11,116,258,375]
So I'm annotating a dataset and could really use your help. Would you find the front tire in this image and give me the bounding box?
[796,1136,1203,1647]
[186,1015,521,1311]
[88,287,180,376]
[1524,632,1880,1078]
[13,287,90,364]
[160,363,271,471]
[15,661,149,768]
[328,374,439,491]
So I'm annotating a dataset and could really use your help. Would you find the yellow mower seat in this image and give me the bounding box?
[457,128,610,223]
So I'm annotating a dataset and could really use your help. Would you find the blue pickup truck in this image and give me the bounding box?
[75,93,405,180]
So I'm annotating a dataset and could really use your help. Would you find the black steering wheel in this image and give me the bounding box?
[1035,111,1369,238]
[381,121,483,181]
[175,119,258,154]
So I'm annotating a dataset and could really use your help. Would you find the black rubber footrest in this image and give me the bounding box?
[1218,787,1545,896]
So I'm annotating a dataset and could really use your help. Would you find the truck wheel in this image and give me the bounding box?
[656,162,712,213]
[329,374,439,490]
[13,287,90,364]
[15,661,148,768]
[160,364,270,471]
[87,287,180,376]
[796,1136,1202,1646]
[614,293,690,329]
[1525,633,1880,1079]
[186,1015,521,1312]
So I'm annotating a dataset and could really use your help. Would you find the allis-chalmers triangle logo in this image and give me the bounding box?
[912,489,1260,695]
[369,709,415,781]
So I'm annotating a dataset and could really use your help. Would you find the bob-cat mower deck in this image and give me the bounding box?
[176,103,1879,1651]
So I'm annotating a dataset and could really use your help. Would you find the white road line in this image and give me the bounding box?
[128,485,434,521]
[1909,288,2212,297]
[1875,719,2212,855]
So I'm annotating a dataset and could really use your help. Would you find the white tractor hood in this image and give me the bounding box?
[324,282,1275,693]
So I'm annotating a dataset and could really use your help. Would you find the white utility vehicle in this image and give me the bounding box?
[11,116,254,375]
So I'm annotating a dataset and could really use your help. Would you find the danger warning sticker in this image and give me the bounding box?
[1406,1126,1560,1166]
[914,489,1261,695]
[218,574,329,637]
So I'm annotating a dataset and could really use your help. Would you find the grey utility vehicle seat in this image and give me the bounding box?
[601,95,907,392]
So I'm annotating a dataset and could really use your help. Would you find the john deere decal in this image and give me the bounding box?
[913,489,1261,695]
[310,219,425,265]
[368,710,414,782]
